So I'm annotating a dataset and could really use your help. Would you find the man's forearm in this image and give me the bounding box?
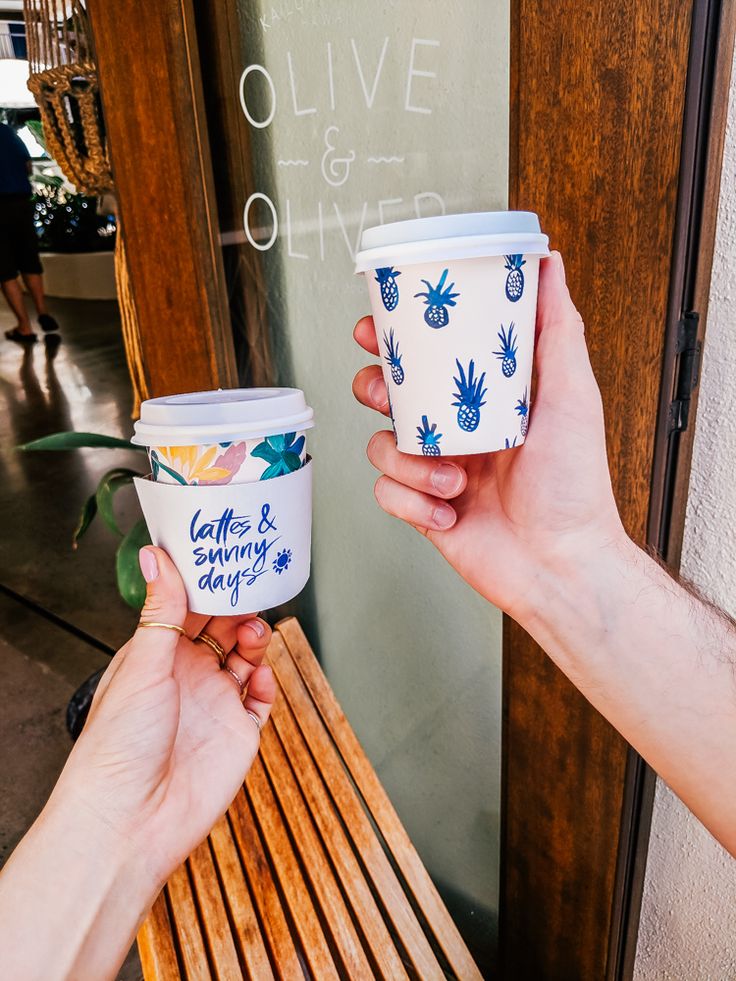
[526,534,736,854]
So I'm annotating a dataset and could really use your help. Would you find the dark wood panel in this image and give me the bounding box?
[87,0,236,397]
[503,0,694,977]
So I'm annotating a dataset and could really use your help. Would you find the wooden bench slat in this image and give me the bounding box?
[269,633,445,981]
[228,792,305,981]
[276,617,483,981]
[137,892,181,980]
[270,692,411,981]
[245,754,341,981]
[166,863,213,981]
[208,815,275,981]
[188,839,244,980]
[260,718,379,978]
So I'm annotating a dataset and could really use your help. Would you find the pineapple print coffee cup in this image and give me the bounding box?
[355,212,549,456]
[131,388,315,615]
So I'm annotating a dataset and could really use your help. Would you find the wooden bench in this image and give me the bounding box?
[137,617,483,980]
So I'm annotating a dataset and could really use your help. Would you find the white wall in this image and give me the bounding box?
[634,48,736,980]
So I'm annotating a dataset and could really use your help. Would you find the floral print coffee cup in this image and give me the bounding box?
[131,389,313,485]
[148,431,307,486]
[355,212,549,456]
[130,388,315,615]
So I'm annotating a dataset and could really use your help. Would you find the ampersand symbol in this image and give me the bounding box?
[321,125,356,188]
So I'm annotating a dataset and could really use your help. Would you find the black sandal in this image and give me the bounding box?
[5,327,38,344]
[38,314,60,333]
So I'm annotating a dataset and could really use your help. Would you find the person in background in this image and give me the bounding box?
[0,121,59,344]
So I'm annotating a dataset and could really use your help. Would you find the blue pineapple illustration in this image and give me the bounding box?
[415,269,459,328]
[383,328,404,385]
[452,359,487,432]
[493,322,518,378]
[504,254,526,301]
[505,436,518,449]
[515,388,529,437]
[416,415,442,456]
[375,267,401,311]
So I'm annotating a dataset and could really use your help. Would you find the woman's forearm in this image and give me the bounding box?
[0,785,159,980]
[526,534,736,853]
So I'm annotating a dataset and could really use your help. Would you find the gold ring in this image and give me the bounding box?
[195,632,226,664]
[223,665,245,697]
[138,621,188,637]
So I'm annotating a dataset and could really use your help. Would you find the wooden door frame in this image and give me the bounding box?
[87,0,735,976]
[504,1,735,978]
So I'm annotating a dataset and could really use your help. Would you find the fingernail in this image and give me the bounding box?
[245,619,265,639]
[432,504,455,529]
[431,463,462,495]
[139,547,159,583]
[368,378,389,408]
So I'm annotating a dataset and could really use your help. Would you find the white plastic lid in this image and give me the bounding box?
[132,388,315,447]
[354,211,549,273]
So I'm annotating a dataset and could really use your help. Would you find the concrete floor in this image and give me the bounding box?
[0,296,144,980]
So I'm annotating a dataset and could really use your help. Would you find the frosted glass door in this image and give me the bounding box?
[202,0,509,965]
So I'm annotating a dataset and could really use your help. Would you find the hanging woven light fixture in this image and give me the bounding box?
[23,0,112,195]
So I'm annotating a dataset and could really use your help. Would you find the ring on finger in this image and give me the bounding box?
[195,632,226,665]
[223,665,245,699]
[245,710,262,734]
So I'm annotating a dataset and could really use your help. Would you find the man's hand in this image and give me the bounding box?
[352,251,627,623]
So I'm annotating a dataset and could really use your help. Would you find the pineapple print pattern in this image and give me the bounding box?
[375,267,401,311]
[515,388,529,437]
[417,415,442,456]
[383,328,405,385]
[415,269,460,328]
[452,359,487,433]
[493,322,518,378]
[504,255,526,302]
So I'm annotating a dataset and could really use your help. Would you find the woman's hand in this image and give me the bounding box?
[352,251,627,623]
[0,546,276,980]
[56,546,276,887]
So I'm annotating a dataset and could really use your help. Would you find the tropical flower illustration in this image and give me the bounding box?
[251,432,306,480]
[375,266,401,311]
[150,445,237,485]
[273,548,292,574]
[504,254,526,301]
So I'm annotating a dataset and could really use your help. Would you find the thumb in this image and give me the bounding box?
[133,546,189,669]
[534,251,599,404]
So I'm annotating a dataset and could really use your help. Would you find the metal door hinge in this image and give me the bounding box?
[668,311,701,434]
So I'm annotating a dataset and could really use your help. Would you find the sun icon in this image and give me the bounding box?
[273,548,292,575]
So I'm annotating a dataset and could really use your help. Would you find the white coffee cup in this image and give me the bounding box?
[131,388,315,615]
[355,212,549,456]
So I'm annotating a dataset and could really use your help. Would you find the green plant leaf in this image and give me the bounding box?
[26,119,48,153]
[116,519,151,609]
[72,493,97,550]
[19,431,144,452]
[96,468,140,537]
[251,441,280,464]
